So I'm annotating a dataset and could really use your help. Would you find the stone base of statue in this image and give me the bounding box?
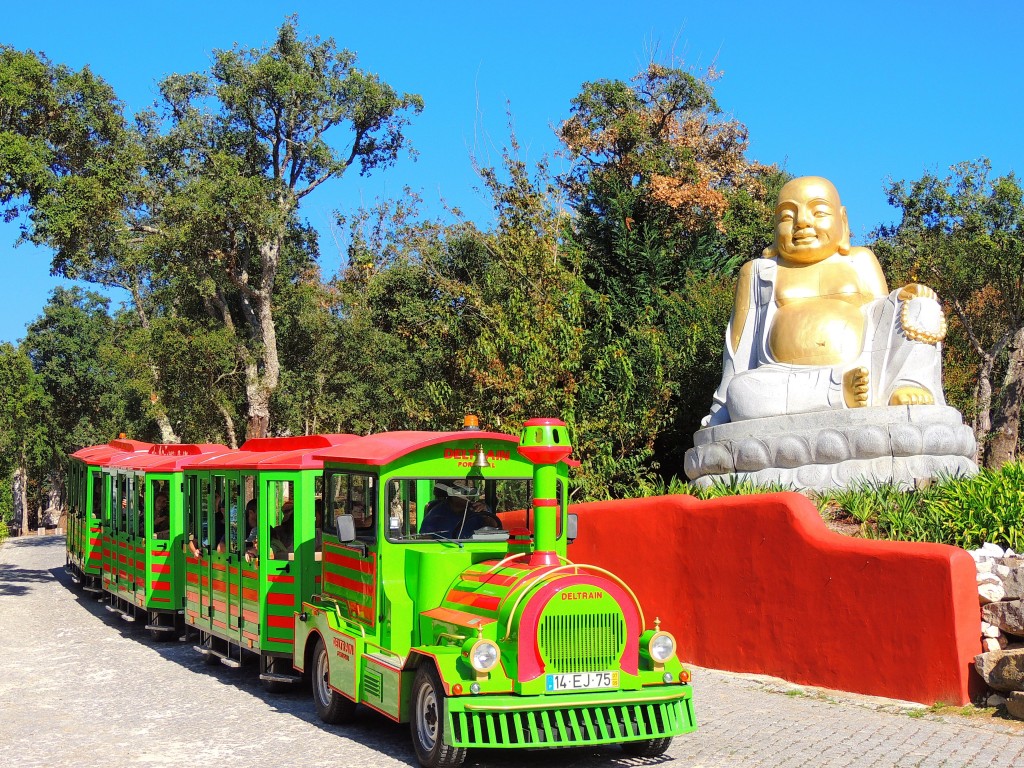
[684,405,977,492]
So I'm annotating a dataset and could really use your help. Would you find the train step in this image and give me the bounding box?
[144,623,176,634]
[259,671,301,685]
[193,643,242,668]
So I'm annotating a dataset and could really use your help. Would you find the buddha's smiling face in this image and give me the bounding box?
[774,177,849,264]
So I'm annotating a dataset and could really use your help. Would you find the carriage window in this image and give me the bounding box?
[314,474,325,555]
[327,472,376,543]
[91,471,103,521]
[268,480,296,560]
[151,479,171,541]
[135,476,145,540]
[223,477,240,554]
[241,474,257,555]
[185,477,211,554]
[117,474,129,534]
[211,476,228,552]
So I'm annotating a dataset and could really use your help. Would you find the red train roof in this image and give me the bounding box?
[70,439,154,467]
[314,431,521,466]
[193,434,360,471]
[108,444,232,472]
[238,434,359,452]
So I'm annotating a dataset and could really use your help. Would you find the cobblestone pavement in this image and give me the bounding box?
[2,535,1023,768]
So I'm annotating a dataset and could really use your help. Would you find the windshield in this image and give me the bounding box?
[385,477,563,542]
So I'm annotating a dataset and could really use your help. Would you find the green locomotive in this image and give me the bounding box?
[293,418,696,767]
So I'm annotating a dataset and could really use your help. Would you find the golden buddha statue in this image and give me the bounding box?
[703,176,947,427]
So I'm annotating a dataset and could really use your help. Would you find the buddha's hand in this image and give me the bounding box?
[898,283,938,302]
[898,285,947,344]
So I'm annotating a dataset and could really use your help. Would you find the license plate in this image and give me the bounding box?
[546,671,618,692]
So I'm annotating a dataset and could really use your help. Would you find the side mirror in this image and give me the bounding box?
[335,514,356,542]
[567,513,578,544]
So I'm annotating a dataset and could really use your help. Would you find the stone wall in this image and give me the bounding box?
[971,543,1024,719]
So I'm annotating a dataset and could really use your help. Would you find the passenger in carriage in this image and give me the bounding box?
[153,493,170,539]
[270,501,295,559]
[214,497,228,553]
[314,500,325,551]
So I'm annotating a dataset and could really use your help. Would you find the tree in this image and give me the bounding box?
[874,159,1024,466]
[0,343,49,533]
[1,18,423,440]
[558,62,783,484]
[144,19,422,439]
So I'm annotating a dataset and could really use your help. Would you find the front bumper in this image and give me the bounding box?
[444,685,696,748]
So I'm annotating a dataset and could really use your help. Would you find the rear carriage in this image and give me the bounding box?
[66,439,153,593]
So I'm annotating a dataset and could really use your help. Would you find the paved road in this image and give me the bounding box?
[2,536,1023,768]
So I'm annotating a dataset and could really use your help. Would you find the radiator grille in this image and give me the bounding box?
[538,611,626,673]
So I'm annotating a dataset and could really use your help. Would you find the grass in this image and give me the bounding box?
[662,462,1024,551]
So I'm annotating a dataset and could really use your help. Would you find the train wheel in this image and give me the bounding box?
[621,737,673,757]
[410,665,466,768]
[312,637,356,724]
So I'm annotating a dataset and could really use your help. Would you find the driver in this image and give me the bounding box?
[419,482,499,538]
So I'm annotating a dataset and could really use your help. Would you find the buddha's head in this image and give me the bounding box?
[765,176,851,263]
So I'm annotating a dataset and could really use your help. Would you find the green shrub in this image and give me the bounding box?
[651,462,1024,551]
[0,519,8,544]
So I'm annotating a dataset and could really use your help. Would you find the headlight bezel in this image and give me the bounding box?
[468,638,501,674]
[648,630,677,665]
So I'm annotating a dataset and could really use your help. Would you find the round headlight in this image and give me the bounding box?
[470,640,500,673]
[649,631,676,663]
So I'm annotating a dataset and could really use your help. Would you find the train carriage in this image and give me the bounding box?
[293,418,696,768]
[182,434,357,684]
[101,443,231,637]
[67,439,153,593]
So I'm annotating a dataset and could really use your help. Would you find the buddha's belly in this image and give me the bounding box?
[768,301,865,365]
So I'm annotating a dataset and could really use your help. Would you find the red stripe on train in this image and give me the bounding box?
[445,590,501,612]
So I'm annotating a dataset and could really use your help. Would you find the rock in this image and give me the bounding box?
[977,571,1001,586]
[995,563,1012,579]
[979,582,1007,604]
[983,637,1008,652]
[986,692,1007,707]
[982,621,1003,639]
[982,600,1024,635]
[1003,567,1024,600]
[974,648,1024,692]
[1007,691,1024,721]
[1007,549,1018,558]
[981,542,1006,558]
[977,559,994,574]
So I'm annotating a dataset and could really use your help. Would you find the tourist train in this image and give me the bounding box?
[65,417,696,767]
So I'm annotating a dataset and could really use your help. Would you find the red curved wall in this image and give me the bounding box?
[568,492,981,705]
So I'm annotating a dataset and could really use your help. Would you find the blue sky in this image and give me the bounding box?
[3,1,1022,343]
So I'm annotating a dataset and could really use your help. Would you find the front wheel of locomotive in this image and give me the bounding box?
[312,637,356,724]
[410,665,466,768]
[622,737,673,757]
